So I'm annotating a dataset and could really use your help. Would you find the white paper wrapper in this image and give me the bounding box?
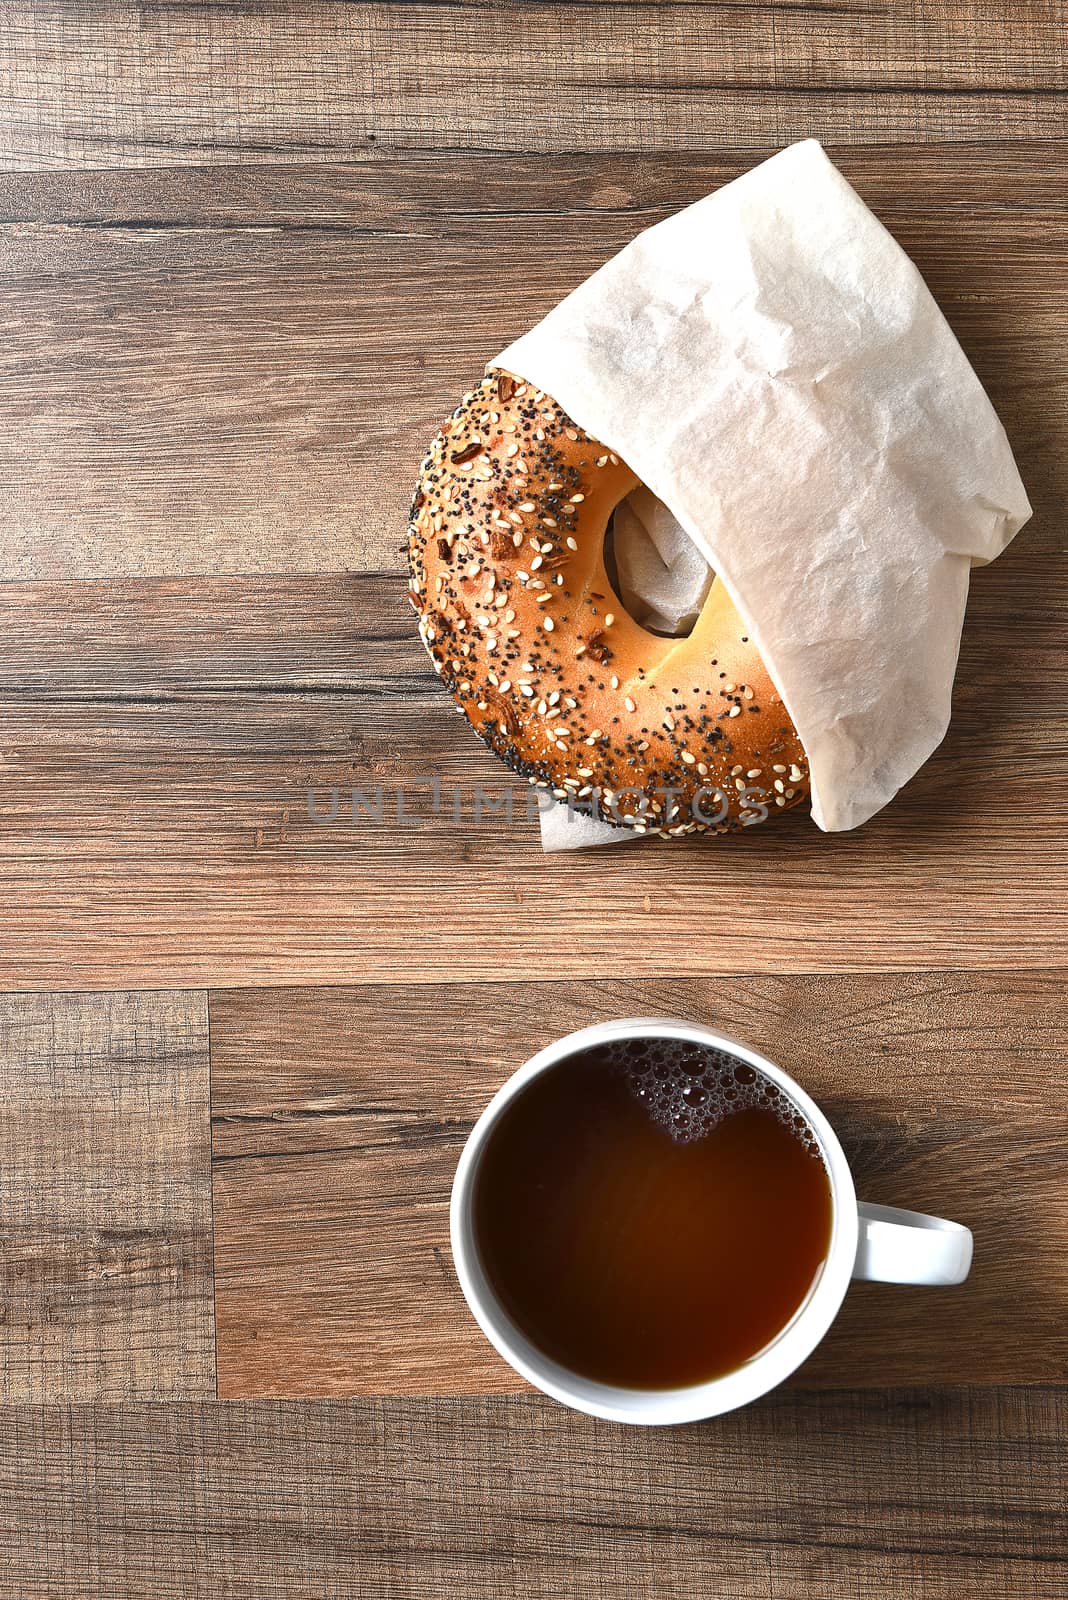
[493,140,1031,851]
[612,486,714,637]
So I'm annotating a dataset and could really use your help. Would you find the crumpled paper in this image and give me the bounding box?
[612,486,714,637]
[492,140,1031,852]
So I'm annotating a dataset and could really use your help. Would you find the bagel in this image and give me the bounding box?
[407,370,809,835]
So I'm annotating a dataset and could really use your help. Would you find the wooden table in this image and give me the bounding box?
[1,4,1065,1595]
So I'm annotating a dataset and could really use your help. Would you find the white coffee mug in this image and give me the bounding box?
[450,1018,973,1425]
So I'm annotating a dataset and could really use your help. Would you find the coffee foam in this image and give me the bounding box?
[617,1037,823,1155]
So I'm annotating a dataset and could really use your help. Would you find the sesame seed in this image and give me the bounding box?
[773,764,787,773]
[565,536,578,551]
[543,617,554,631]
[790,765,803,782]
[570,493,585,503]
[681,751,696,765]
[518,501,535,512]
[604,613,615,627]
[774,779,785,793]
[624,696,636,712]
[728,705,741,717]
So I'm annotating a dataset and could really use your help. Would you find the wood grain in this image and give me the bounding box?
[2,3,1066,171]
[209,974,1068,1395]
[0,145,1063,578]
[0,552,1063,990]
[0,1391,1063,1599]
[0,4,1063,1590]
[0,991,213,1398]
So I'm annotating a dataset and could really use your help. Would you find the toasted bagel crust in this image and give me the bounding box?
[407,371,809,835]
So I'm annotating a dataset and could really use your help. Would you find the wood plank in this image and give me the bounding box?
[210,974,1068,1395]
[0,991,214,1398]
[0,1391,1062,1598]
[0,143,1063,578]
[0,553,1064,990]
[2,3,1066,171]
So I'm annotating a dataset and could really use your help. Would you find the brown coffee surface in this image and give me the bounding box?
[472,1040,834,1389]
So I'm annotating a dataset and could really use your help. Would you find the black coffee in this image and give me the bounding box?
[472,1038,833,1389]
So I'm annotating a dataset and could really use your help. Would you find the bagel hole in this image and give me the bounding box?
[603,494,713,640]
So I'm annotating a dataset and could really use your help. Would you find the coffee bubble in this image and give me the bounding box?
[617,1037,823,1154]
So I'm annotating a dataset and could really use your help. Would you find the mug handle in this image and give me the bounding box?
[852,1202,973,1285]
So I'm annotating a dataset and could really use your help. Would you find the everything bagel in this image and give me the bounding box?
[407,370,809,835]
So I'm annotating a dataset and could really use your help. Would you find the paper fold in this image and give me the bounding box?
[495,140,1030,846]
